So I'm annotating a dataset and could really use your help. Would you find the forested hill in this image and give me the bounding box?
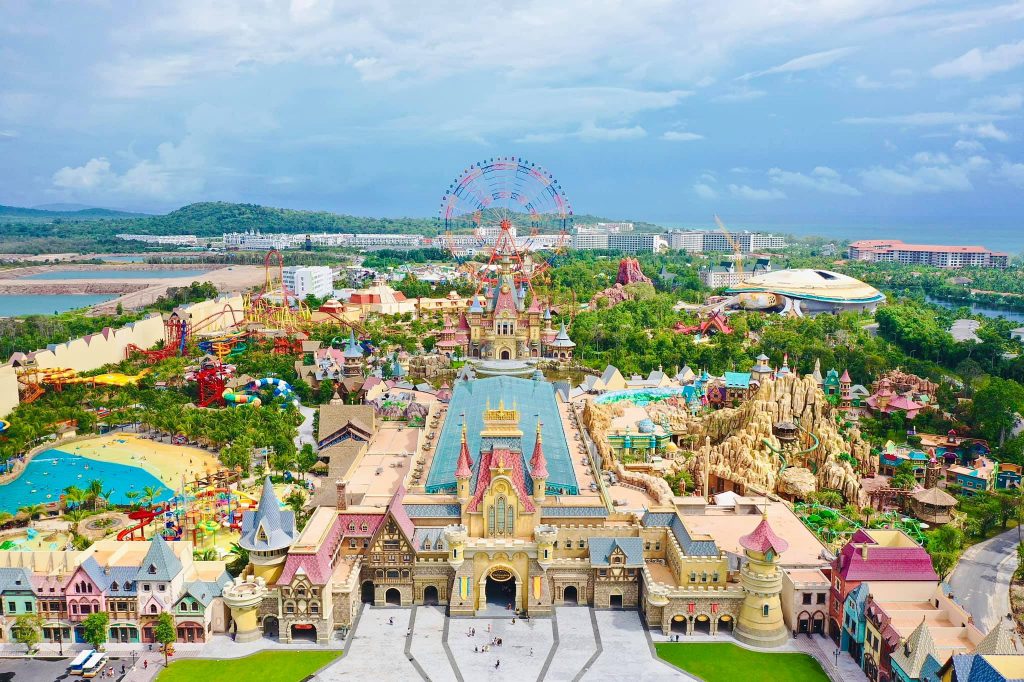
[0,200,662,242]
[0,204,148,221]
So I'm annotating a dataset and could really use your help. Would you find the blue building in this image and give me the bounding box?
[840,582,869,665]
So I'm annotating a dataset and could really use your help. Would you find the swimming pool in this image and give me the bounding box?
[0,448,173,513]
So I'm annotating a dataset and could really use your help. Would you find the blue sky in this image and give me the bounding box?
[1,1,1023,235]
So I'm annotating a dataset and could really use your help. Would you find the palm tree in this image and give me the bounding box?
[63,486,86,510]
[18,504,46,527]
[86,479,104,511]
[142,485,161,509]
[124,491,141,510]
[0,511,13,527]
[862,506,876,528]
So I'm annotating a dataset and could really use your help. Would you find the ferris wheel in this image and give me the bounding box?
[438,156,573,291]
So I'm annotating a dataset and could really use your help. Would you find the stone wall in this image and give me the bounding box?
[594,581,638,608]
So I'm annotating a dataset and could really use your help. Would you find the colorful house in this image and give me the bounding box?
[947,456,997,494]
[841,583,870,665]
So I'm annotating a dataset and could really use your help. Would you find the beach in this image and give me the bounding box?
[67,433,222,489]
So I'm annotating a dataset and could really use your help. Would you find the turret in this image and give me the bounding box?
[455,420,473,503]
[444,525,468,569]
[238,477,297,583]
[534,524,558,568]
[530,421,549,503]
[734,515,789,647]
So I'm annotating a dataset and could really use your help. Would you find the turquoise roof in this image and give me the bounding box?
[425,377,578,495]
[724,372,751,389]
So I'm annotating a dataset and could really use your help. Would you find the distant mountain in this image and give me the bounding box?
[0,204,149,220]
[32,202,141,212]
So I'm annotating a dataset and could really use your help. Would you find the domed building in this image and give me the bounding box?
[728,268,885,316]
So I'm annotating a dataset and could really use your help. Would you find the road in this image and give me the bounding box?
[947,527,1020,632]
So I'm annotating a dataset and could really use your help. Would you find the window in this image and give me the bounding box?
[143,584,150,592]
[599,569,607,577]
[762,605,770,618]
[655,542,661,551]
[148,565,157,575]
[348,522,356,531]
[7,601,14,611]
[286,603,295,614]
[150,605,157,614]
[645,542,651,551]
[578,540,585,549]
[350,539,357,548]
[712,573,719,583]
[689,572,697,582]
[192,603,199,612]
[311,602,319,614]
[803,593,813,605]
[816,593,826,604]
[362,539,369,548]
[158,585,166,592]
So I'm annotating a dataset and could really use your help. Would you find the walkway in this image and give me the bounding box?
[315,606,420,681]
[947,527,1020,632]
[582,610,685,681]
[544,607,597,680]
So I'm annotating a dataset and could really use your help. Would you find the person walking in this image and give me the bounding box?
[495,660,501,669]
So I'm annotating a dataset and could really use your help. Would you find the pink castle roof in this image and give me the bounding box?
[455,424,474,478]
[387,485,416,540]
[835,529,938,582]
[840,369,851,383]
[739,517,789,554]
[529,423,548,479]
[468,447,536,513]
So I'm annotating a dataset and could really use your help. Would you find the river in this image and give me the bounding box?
[926,295,1024,323]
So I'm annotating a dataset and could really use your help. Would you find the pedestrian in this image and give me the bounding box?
[487,623,492,633]
[530,648,534,656]
[495,660,500,669]
[475,646,479,653]
[512,617,516,624]
[389,617,394,625]
[144,660,149,670]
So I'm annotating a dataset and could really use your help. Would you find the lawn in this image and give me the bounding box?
[156,650,342,682]
[655,643,829,682]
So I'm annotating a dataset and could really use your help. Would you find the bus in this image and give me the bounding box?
[68,650,95,675]
[80,652,108,679]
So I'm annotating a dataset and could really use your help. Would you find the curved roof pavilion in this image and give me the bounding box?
[728,268,885,304]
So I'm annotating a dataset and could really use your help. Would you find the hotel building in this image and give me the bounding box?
[847,240,1009,269]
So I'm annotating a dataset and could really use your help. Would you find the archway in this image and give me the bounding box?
[718,615,734,633]
[485,569,516,608]
[812,612,825,635]
[670,616,687,634]
[385,588,402,606]
[609,593,623,609]
[290,624,317,642]
[693,615,711,635]
[361,580,375,604]
[563,585,578,605]
[262,616,279,640]
[500,349,511,360]
[423,585,439,606]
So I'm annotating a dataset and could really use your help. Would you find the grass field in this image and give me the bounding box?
[155,650,342,682]
[655,642,829,682]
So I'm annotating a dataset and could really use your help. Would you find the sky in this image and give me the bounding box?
[1,0,1023,238]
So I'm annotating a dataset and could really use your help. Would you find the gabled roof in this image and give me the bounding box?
[836,529,937,582]
[178,580,224,607]
[134,536,183,582]
[0,567,33,592]
[890,618,939,679]
[589,537,644,567]
[723,372,751,389]
[467,447,536,513]
[412,527,449,553]
[106,566,139,595]
[239,478,296,552]
[386,485,415,540]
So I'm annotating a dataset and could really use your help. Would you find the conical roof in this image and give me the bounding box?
[530,421,549,479]
[343,330,364,358]
[890,617,938,679]
[239,477,296,552]
[975,619,1019,655]
[739,517,789,555]
[455,421,474,478]
[134,534,182,582]
[550,322,575,348]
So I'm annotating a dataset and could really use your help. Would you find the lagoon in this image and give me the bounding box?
[926,296,1024,323]
[0,294,113,316]
[0,447,173,513]
[24,269,209,280]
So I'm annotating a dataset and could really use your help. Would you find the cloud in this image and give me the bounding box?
[959,122,1010,142]
[953,139,984,153]
[0,129,17,140]
[969,91,1023,112]
[728,184,786,201]
[712,87,766,103]
[767,166,861,196]
[51,137,205,200]
[860,155,978,195]
[852,69,914,90]
[842,112,1005,126]
[739,47,856,80]
[577,122,646,141]
[930,40,1024,80]
[662,131,704,142]
[693,183,718,199]
[998,161,1024,187]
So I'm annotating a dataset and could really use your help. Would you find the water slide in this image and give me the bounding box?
[222,389,262,407]
[250,377,301,409]
[0,419,9,434]
[116,505,165,541]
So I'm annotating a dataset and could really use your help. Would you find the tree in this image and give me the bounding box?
[154,612,177,667]
[297,444,317,481]
[971,377,1024,446]
[929,551,958,580]
[87,479,104,510]
[81,611,110,650]
[994,491,1021,531]
[142,485,161,508]
[18,504,45,527]
[812,490,844,508]
[12,613,44,653]
[891,461,918,491]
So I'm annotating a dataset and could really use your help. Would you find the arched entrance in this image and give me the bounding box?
[423,585,439,606]
[563,585,578,605]
[262,616,279,640]
[485,568,516,608]
[176,622,205,643]
[500,350,511,360]
[670,615,687,634]
[361,580,375,604]
[693,615,711,635]
[812,612,825,635]
[290,624,317,642]
[718,615,734,633]
[609,593,623,609]
[385,588,402,606]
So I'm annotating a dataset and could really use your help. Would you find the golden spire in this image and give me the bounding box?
[536,419,543,444]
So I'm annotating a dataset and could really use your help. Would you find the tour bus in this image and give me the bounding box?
[80,652,108,678]
[68,650,95,674]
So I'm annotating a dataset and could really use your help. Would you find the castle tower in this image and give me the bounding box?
[925,449,941,490]
[530,421,549,503]
[342,330,364,378]
[811,359,823,386]
[735,516,790,647]
[444,524,468,569]
[839,369,852,408]
[222,575,269,643]
[535,524,558,568]
[455,421,473,503]
[238,478,296,584]
[751,353,773,384]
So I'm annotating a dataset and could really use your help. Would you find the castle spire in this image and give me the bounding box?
[455,419,473,479]
[530,420,549,479]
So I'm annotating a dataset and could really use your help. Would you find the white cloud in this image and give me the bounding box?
[577,122,646,141]
[959,122,1010,142]
[930,40,1024,80]
[911,152,950,165]
[953,139,984,152]
[969,91,1023,112]
[842,112,1005,126]
[51,137,205,200]
[852,69,914,90]
[728,184,786,201]
[712,87,766,103]
[739,47,857,80]
[998,161,1024,187]
[767,166,861,196]
[0,129,17,140]
[662,131,704,142]
[693,183,718,199]
[860,162,974,195]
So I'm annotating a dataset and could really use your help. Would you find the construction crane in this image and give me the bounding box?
[714,214,743,276]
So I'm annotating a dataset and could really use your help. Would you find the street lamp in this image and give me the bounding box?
[834,648,840,668]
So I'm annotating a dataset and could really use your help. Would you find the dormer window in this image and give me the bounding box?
[257,526,268,543]
[348,522,356,531]
[148,565,157,575]
[111,582,119,591]
[361,523,368,532]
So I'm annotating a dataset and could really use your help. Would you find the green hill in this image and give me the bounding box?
[0,204,148,222]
